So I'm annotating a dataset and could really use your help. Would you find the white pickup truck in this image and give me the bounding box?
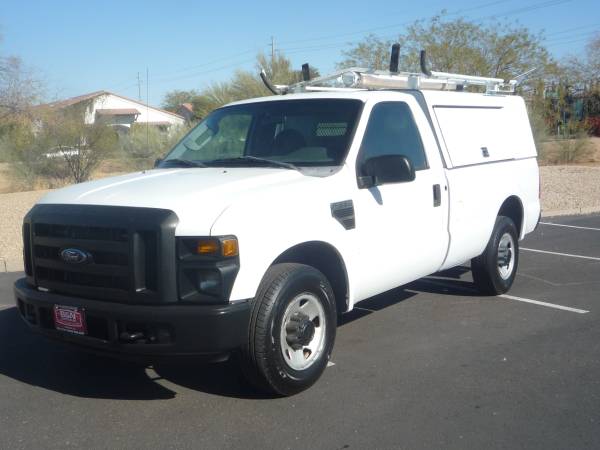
[14,61,540,396]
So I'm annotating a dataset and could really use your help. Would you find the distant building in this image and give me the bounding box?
[42,91,185,133]
[176,102,196,122]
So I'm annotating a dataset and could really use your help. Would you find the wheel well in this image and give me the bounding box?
[273,241,349,314]
[498,196,524,235]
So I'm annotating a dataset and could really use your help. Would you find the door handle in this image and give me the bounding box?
[433,184,441,207]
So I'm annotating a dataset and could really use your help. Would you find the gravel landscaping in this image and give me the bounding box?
[1,165,599,271]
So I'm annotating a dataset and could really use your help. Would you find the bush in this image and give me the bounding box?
[585,116,600,137]
[539,135,595,165]
[118,123,190,170]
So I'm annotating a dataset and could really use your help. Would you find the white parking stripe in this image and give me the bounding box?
[499,294,589,314]
[521,247,600,261]
[419,279,589,314]
[539,222,600,232]
[327,361,335,367]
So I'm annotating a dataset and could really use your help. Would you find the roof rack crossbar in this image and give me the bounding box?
[270,49,521,95]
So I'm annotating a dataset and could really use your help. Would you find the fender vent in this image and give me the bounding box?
[331,200,355,230]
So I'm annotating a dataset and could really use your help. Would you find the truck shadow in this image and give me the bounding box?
[0,268,475,400]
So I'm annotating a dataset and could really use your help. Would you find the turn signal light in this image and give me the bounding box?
[193,237,238,257]
[221,238,239,257]
[196,239,219,255]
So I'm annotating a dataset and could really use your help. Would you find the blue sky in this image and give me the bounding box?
[1,0,598,106]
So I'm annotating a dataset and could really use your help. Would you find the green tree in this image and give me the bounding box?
[169,52,319,119]
[161,89,201,112]
[338,14,554,84]
[119,122,190,169]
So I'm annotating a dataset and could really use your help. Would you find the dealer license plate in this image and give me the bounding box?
[53,305,87,335]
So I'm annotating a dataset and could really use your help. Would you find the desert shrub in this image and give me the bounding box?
[5,108,118,189]
[585,116,600,137]
[539,135,595,165]
[118,123,190,170]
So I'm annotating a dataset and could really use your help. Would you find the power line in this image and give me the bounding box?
[134,0,549,86]
[109,0,583,90]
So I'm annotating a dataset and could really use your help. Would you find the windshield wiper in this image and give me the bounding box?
[160,158,207,168]
[206,156,299,171]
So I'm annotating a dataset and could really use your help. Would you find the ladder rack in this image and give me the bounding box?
[263,49,520,96]
[283,68,517,95]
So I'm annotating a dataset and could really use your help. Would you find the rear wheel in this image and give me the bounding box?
[240,263,337,396]
[471,215,519,295]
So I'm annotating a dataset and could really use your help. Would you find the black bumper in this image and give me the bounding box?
[14,278,250,361]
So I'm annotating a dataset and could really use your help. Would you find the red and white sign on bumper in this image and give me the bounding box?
[53,305,87,335]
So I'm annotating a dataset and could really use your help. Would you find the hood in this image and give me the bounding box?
[38,167,309,234]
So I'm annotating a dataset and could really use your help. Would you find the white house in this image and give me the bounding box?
[43,91,185,132]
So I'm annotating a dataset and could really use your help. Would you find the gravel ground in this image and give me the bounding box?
[1,165,599,271]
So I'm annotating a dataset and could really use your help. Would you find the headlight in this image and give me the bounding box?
[176,236,240,303]
[178,236,239,259]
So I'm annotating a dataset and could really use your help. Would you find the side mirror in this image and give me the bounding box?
[154,158,163,168]
[358,154,415,189]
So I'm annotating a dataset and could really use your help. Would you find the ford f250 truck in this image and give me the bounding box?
[14,56,541,395]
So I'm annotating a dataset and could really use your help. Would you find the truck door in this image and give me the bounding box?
[352,99,449,300]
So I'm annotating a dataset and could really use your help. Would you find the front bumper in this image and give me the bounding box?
[14,278,250,361]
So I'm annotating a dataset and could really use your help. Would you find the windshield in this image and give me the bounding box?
[161,99,363,168]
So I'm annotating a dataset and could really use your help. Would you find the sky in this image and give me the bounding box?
[1,0,598,107]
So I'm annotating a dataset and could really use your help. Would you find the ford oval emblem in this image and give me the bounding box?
[60,248,92,265]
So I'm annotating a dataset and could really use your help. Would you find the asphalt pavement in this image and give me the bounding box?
[0,214,599,449]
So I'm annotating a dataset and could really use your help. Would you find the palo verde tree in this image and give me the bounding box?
[0,34,44,163]
[338,14,555,84]
[161,52,320,119]
[161,89,201,112]
[9,103,118,186]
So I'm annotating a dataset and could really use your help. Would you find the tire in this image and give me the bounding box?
[471,215,519,295]
[240,263,337,396]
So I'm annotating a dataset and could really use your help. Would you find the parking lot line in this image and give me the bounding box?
[521,247,600,261]
[539,222,600,231]
[499,294,589,314]
[420,279,589,314]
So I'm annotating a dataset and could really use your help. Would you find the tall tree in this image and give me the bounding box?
[166,53,320,119]
[161,89,201,112]
[338,14,554,83]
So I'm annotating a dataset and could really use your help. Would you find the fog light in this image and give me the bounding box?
[198,270,221,295]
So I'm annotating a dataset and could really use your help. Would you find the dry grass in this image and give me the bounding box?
[539,137,600,166]
[0,159,131,194]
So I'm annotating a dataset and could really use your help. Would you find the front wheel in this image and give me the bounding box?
[471,215,519,295]
[240,263,337,396]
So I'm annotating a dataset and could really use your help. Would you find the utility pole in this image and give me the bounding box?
[270,36,275,63]
[137,72,142,101]
[146,68,149,150]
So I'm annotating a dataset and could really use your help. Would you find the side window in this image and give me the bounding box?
[358,102,428,171]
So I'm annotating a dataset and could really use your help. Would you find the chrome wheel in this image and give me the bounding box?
[279,292,326,371]
[497,232,515,280]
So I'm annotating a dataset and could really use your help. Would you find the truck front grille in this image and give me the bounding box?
[23,204,178,304]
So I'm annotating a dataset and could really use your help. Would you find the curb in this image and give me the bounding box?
[542,206,600,217]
